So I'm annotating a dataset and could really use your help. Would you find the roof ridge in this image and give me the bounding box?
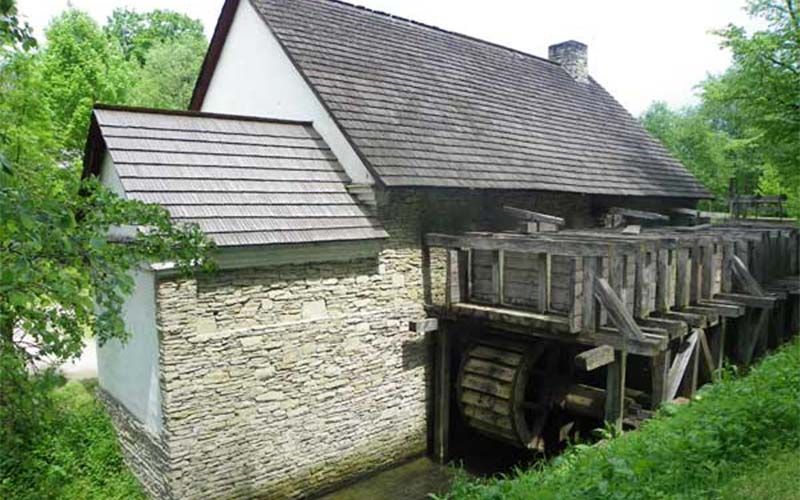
[314,0,561,67]
[93,103,314,127]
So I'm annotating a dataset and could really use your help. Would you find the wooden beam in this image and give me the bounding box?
[503,206,565,227]
[575,345,615,371]
[409,318,438,333]
[729,254,766,296]
[609,207,670,222]
[714,292,777,309]
[593,275,646,341]
[666,331,699,401]
[638,317,688,339]
[425,233,623,257]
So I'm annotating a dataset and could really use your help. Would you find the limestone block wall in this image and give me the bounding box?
[155,255,428,499]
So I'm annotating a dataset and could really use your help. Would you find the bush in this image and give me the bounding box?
[0,379,145,499]
[441,337,800,499]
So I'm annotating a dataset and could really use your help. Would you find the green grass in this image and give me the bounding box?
[1,380,146,500]
[441,337,800,500]
[718,447,800,500]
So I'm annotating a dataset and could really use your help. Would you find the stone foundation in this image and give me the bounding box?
[98,389,171,499]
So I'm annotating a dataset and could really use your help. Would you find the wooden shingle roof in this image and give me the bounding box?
[86,106,388,247]
[226,0,710,199]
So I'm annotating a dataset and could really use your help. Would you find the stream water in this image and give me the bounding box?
[317,434,537,500]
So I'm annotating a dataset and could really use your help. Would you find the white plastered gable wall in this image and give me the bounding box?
[96,153,163,434]
[199,0,374,185]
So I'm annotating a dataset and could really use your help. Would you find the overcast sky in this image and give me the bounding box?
[18,0,758,116]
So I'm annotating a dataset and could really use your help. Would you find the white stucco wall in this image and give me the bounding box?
[97,269,162,434]
[97,155,163,434]
[200,0,374,184]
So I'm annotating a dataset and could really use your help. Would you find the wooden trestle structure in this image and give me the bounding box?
[416,217,799,461]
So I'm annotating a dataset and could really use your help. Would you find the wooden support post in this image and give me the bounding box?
[696,328,717,383]
[666,331,699,401]
[605,350,627,432]
[710,319,727,371]
[433,328,450,464]
[650,349,671,409]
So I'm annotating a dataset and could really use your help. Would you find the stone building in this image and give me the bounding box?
[83,0,709,498]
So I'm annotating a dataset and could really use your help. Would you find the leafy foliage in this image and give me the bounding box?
[440,338,800,499]
[0,380,147,499]
[130,34,208,110]
[0,0,35,53]
[104,8,205,65]
[0,0,213,488]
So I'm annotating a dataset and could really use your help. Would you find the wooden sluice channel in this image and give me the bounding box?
[416,217,799,461]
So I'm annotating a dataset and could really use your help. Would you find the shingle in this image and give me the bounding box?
[94,107,388,246]
[251,0,710,199]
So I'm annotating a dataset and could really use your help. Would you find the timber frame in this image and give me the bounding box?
[422,219,799,462]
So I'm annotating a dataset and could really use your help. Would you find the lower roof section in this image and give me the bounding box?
[84,105,388,247]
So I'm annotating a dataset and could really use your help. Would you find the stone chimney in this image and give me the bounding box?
[548,40,588,83]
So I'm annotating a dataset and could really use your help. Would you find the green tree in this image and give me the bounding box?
[702,0,800,214]
[130,34,207,109]
[38,10,134,156]
[640,102,759,211]
[104,8,205,65]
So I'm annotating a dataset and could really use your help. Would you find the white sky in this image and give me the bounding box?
[18,0,758,116]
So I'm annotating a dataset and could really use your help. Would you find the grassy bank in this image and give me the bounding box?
[441,337,800,500]
[1,380,145,500]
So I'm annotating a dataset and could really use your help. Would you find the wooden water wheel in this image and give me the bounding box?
[457,339,607,451]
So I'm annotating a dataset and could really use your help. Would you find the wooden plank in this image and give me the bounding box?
[582,257,598,333]
[538,253,549,313]
[682,306,720,327]
[575,345,615,371]
[609,207,669,222]
[696,329,716,380]
[433,329,451,463]
[461,389,511,416]
[503,205,565,227]
[675,248,691,308]
[461,373,512,399]
[743,308,770,364]
[593,276,646,341]
[463,358,516,382]
[655,249,670,311]
[469,345,524,366]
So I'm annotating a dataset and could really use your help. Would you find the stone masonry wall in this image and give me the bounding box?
[138,187,591,499]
